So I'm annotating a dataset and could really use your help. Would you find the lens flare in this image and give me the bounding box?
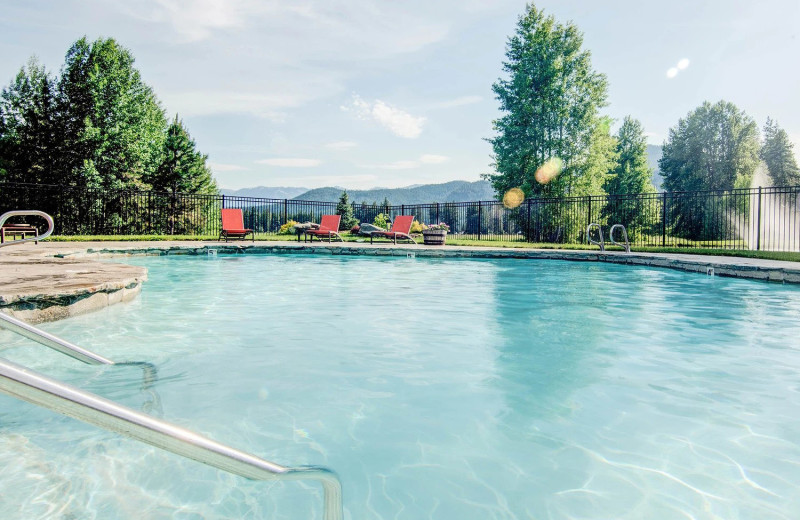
[677,58,690,70]
[666,67,678,78]
[535,157,563,185]
[503,187,525,209]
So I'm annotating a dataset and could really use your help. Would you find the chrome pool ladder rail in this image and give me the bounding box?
[587,223,604,251]
[609,224,631,253]
[0,210,54,249]
[0,312,114,365]
[0,357,343,520]
[0,312,343,518]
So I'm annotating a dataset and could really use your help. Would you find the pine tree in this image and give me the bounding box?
[147,115,217,234]
[487,3,608,199]
[335,190,358,230]
[0,58,61,185]
[602,116,656,235]
[760,118,800,187]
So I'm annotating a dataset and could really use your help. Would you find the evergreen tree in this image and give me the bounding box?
[147,115,217,234]
[602,116,656,235]
[487,3,608,199]
[605,117,654,196]
[58,37,167,191]
[335,190,358,230]
[760,118,800,187]
[0,58,61,185]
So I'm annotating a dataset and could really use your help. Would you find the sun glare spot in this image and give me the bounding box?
[666,67,679,79]
[503,187,525,208]
[677,58,690,70]
[535,158,563,185]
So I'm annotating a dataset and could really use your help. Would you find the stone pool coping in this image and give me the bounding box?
[2,240,799,323]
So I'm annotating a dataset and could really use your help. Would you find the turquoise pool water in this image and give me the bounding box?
[2,254,800,519]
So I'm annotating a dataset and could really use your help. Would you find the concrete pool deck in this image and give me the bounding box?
[1,240,799,323]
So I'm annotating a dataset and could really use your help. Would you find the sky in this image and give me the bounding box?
[1,0,798,190]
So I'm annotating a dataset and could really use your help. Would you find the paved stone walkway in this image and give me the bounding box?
[1,240,798,323]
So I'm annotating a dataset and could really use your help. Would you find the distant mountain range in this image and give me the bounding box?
[220,149,664,204]
[294,180,496,204]
[220,186,309,199]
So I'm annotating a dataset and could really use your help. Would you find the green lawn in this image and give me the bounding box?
[47,234,800,262]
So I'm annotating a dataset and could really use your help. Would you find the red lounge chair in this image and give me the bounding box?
[370,215,417,244]
[303,214,343,243]
[219,208,254,242]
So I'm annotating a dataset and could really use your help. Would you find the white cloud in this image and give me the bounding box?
[420,154,449,164]
[429,95,482,109]
[325,141,358,150]
[256,158,321,167]
[208,161,247,172]
[345,95,426,139]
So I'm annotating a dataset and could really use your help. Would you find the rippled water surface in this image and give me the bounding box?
[2,255,800,519]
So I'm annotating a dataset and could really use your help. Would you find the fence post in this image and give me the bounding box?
[526,199,532,242]
[756,186,762,251]
[587,196,592,230]
[477,201,482,240]
[221,194,226,209]
[401,204,405,216]
[661,192,667,247]
[283,199,288,224]
[436,203,440,224]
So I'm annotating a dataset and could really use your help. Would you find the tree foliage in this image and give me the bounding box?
[0,58,60,185]
[760,118,800,187]
[58,37,167,190]
[602,116,656,235]
[660,101,759,193]
[0,37,215,197]
[335,190,358,230]
[487,3,608,199]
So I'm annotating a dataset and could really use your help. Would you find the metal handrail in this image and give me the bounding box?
[0,313,343,518]
[0,210,54,249]
[609,224,631,253]
[0,357,343,519]
[587,223,605,251]
[0,312,114,364]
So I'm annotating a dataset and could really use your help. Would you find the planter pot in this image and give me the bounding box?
[422,229,447,245]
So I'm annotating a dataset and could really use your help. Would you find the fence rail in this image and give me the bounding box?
[1,182,799,251]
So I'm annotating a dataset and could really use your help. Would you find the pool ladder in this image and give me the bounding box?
[587,223,630,253]
[0,210,55,249]
[0,312,343,519]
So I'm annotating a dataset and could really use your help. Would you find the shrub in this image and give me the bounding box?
[409,220,424,233]
[278,220,298,235]
[373,213,390,229]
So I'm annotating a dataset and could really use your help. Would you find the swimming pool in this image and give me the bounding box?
[2,254,800,519]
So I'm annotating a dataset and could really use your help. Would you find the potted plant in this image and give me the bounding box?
[422,222,450,245]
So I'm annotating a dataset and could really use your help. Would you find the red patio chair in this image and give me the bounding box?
[219,208,254,242]
[303,214,343,243]
[369,215,417,245]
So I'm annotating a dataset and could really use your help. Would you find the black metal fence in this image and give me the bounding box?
[1,182,799,251]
